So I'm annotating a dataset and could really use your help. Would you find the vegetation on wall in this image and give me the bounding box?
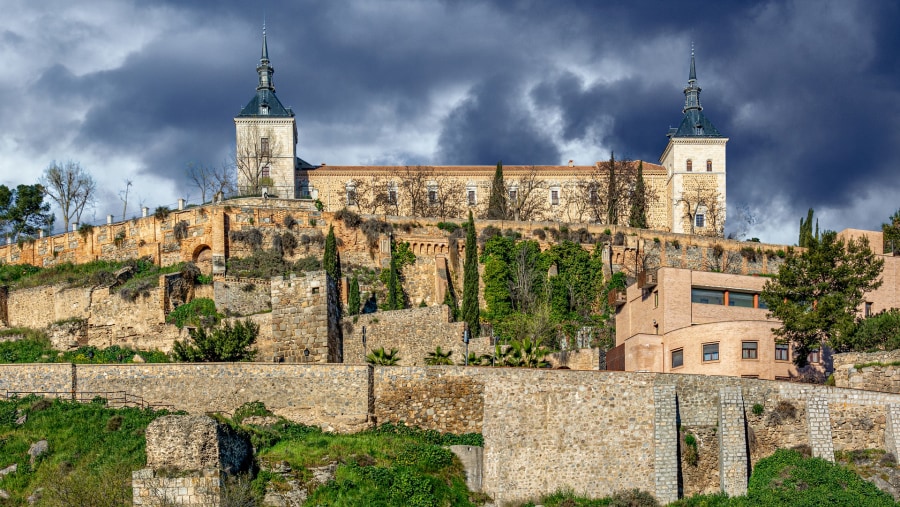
[226,249,321,279]
[166,297,220,329]
[172,318,259,362]
[348,276,361,316]
[366,346,401,366]
[0,328,169,363]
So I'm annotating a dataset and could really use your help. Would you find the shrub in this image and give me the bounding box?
[173,319,259,362]
[613,231,625,246]
[166,298,219,329]
[173,220,189,241]
[229,228,263,250]
[671,239,681,249]
[752,403,765,416]
[366,347,400,365]
[77,223,94,239]
[233,401,274,424]
[361,218,393,249]
[740,246,758,261]
[532,228,546,240]
[766,400,797,425]
[153,206,171,220]
[283,214,297,229]
[683,431,699,466]
[335,208,362,228]
[280,231,297,256]
[436,222,460,233]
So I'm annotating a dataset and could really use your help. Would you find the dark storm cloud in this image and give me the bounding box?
[435,75,560,165]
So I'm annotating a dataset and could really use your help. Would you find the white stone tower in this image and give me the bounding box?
[659,49,728,235]
[234,27,298,198]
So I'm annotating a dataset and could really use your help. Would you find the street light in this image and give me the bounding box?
[463,327,471,366]
[362,326,367,363]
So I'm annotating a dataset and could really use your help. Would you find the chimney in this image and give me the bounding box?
[107,215,113,225]
[178,198,185,210]
[568,160,574,167]
[142,207,149,218]
[72,223,78,232]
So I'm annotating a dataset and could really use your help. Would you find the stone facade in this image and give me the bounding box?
[834,350,900,392]
[269,271,342,363]
[133,415,253,506]
[213,277,272,317]
[343,305,492,366]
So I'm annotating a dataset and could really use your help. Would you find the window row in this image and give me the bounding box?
[686,159,714,172]
[345,185,547,207]
[690,288,767,309]
[671,342,819,368]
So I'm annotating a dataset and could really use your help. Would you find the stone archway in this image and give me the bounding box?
[192,245,213,276]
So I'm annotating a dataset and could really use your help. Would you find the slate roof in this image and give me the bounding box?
[670,109,724,138]
[236,89,294,118]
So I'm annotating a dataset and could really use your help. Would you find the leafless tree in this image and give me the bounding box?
[702,243,742,273]
[394,166,466,219]
[677,179,726,237]
[508,167,549,222]
[41,161,96,230]
[235,124,281,195]
[119,179,133,221]
[189,162,236,204]
[351,173,400,216]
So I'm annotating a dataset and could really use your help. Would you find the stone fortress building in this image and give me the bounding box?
[235,33,728,236]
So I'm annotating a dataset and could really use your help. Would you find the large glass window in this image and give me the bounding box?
[742,341,758,359]
[672,348,684,368]
[729,292,755,308]
[775,343,789,361]
[758,298,768,310]
[692,288,725,305]
[703,343,719,362]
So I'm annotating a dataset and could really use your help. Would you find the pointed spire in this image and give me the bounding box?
[256,24,275,92]
[683,46,702,113]
[689,43,697,82]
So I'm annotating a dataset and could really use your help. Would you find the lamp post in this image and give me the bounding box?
[463,327,471,366]
[362,325,367,363]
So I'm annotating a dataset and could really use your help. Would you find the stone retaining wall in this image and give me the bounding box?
[833,350,900,392]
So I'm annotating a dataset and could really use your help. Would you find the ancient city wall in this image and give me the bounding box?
[343,305,492,366]
[213,277,272,316]
[833,350,900,392]
[76,364,371,433]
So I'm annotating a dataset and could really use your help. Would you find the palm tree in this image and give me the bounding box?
[366,347,401,366]
[425,346,453,365]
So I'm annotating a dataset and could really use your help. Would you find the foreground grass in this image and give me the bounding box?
[0,395,175,506]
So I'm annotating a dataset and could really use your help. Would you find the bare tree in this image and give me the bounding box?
[235,125,281,195]
[509,167,549,222]
[41,161,96,230]
[677,179,726,237]
[189,163,236,204]
[351,173,398,215]
[394,166,466,219]
[119,180,132,221]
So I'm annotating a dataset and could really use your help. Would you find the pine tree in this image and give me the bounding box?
[461,210,480,337]
[348,276,361,316]
[629,161,648,229]
[486,161,508,220]
[606,152,618,225]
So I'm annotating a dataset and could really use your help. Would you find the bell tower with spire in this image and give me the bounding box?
[234,26,299,198]
[659,47,728,236]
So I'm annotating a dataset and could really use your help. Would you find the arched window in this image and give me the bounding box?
[706,159,713,172]
[686,159,693,172]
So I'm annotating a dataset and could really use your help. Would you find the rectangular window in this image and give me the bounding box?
[865,302,873,317]
[758,297,768,310]
[775,343,789,361]
[467,189,476,206]
[654,290,659,308]
[706,159,713,172]
[742,341,758,360]
[260,137,270,157]
[346,188,357,206]
[741,375,759,379]
[428,189,438,205]
[550,190,559,206]
[508,189,518,203]
[695,213,705,228]
[702,343,719,362]
[672,348,684,368]
[691,288,725,305]
[729,292,755,308]
[808,349,820,364]
[261,166,270,179]
[388,189,397,204]
[589,186,599,205]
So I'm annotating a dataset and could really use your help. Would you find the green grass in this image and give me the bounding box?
[0,331,169,364]
[0,257,187,293]
[854,361,900,369]
[0,395,176,505]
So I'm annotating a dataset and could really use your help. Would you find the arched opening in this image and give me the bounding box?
[192,245,213,276]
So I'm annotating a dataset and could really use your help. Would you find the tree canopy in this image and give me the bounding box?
[761,231,883,365]
[41,161,96,231]
[0,184,55,239]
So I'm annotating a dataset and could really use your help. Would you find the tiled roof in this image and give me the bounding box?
[299,161,666,175]
[671,109,724,138]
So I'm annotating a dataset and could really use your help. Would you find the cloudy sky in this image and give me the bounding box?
[1,0,898,244]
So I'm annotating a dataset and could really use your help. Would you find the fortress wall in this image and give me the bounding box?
[214,277,272,317]
[342,305,492,367]
[0,363,73,395]
[6,285,92,329]
[833,350,900,392]
[76,363,371,433]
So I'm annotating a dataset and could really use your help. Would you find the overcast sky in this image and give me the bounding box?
[1,0,898,244]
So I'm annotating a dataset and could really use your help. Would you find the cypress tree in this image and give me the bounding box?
[348,276,361,315]
[486,161,508,220]
[629,161,648,229]
[324,225,338,278]
[606,152,618,225]
[386,241,402,310]
[799,208,819,248]
[461,210,480,336]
